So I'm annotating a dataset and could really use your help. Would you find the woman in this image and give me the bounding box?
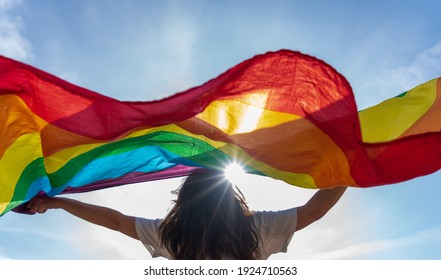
[27,169,347,259]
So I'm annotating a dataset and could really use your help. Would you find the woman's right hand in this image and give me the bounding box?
[26,196,59,214]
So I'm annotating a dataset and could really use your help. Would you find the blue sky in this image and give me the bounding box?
[1,0,441,260]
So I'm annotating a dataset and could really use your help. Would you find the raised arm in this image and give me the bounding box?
[27,196,139,240]
[296,186,347,231]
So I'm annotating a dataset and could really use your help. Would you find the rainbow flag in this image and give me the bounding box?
[1,50,440,216]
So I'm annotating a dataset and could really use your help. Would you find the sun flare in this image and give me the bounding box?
[224,162,246,183]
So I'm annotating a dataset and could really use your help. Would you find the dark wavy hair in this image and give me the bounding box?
[158,169,260,259]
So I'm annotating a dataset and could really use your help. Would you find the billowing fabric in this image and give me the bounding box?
[1,50,440,216]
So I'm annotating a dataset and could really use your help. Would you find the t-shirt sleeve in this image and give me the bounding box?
[253,208,298,259]
[135,217,170,259]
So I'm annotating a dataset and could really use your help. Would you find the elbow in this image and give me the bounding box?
[105,213,124,232]
[296,207,327,231]
[111,216,125,232]
[309,209,328,223]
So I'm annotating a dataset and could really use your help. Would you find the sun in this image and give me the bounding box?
[224,162,246,183]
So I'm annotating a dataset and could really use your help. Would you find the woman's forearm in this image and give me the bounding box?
[28,196,139,239]
[296,186,348,230]
[54,197,126,231]
[307,186,348,219]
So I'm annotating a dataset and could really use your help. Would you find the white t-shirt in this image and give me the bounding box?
[135,207,297,259]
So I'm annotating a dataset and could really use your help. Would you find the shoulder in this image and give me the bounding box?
[252,208,298,232]
[251,208,298,259]
[135,217,163,229]
[135,218,171,259]
[135,217,163,242]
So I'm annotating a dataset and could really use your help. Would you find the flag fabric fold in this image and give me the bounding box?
[0,50,440,216]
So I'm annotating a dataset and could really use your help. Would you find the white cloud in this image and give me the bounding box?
[268,189,379,260]
[382,42,441,92]
[0,224,71,242]
[0,0,32,61]
[0,246,11,260]
[0,0,20,11]
[357,41,441,109]
[302,226,441,260]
